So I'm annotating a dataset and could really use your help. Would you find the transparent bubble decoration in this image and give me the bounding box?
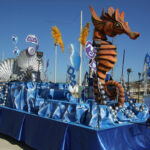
[11,34,18,45]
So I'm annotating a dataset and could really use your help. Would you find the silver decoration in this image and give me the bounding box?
[115,106,119,111]
[125,110,129,115]
[114,118,118,122]
[113,115,117,119]
[118,104,122,108]
[128,114,132,118]
[132,114,135,118]
[101,90,105,95]
[31,72,37,82]
[103,100,107,105]
[5,90,8,94]
[135,106,139,111]
[140,105,145,110]
[0,58,15,81]
[0,49,43,82]
[121,107,125,111]
[108,106,113,111]
[98,80,102,85]
[139,108,143,112]
[17,50,43,72]
[114,110,117,114]
[99,85,103,90]
[102,95,106,99]
[111,111,115,116]
[119,105,122,109]
[132,112,135,116]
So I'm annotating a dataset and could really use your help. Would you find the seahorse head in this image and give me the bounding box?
[90,6,139,40]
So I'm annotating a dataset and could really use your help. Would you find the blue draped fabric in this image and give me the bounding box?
[0,106,150,150]
[5,82,72,112]
[0,81,149,129]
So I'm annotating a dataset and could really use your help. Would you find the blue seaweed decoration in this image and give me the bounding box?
[69,44,81,71]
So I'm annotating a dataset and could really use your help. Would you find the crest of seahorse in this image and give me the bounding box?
[90,6,139,106]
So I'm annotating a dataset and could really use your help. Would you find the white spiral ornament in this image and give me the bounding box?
[27,46,36,56]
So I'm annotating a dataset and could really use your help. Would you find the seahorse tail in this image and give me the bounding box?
[105,80,125,106]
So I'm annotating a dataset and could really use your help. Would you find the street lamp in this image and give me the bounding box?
[127,68,132,94]
[138,72,141,102]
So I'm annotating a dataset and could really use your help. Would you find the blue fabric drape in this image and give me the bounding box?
[0,106,150,150]
[0,81,149,129]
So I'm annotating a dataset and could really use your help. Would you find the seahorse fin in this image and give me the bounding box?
[90,5,103,22]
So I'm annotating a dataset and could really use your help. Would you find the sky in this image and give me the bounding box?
[0,0,150,83]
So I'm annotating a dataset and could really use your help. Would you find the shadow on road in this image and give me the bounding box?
[0,133,35,150]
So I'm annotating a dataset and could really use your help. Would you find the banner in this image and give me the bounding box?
[85,41,96,59]
[46,59,49,69]
[148,68,150,77]
[26,34,38,45]
[145,53,150,65]
[67,66,76,87]
[26,34,39,51]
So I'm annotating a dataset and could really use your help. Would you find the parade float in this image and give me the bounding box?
[0,6,149,150]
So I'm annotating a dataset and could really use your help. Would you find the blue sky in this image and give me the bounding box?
[0,0,150,83]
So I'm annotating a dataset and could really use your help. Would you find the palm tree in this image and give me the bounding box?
[138,72,141,102]
[127,68,132,93]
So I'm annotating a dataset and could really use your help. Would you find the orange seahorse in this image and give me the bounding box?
[90,6,139,106]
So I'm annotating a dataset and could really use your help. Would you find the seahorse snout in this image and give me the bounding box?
[128,32,140,39]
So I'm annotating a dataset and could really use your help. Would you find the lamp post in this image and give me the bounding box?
[138,72,141,102]
[127,68,132,94]
[54,44,57,83]
[51,26,64,83]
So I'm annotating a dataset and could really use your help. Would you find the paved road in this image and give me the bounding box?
[0,133,34,150]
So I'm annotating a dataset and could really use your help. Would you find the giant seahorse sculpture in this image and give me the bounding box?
[90,6,139,105]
